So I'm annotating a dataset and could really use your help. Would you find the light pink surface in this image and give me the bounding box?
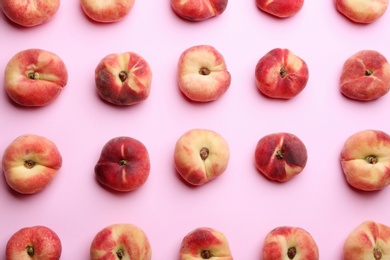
[1,1,390,259]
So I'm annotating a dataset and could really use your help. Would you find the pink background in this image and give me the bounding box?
[1,0,390,259]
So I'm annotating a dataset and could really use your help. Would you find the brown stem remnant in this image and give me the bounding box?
[118,159,128,166]
[119,71,128,82]
[374,248,382,260]
[28,72,39,80]
[365,69,374,76]
[287,247,297,259]
[200,147,210,160]
[366,155,378,164]
[24,159,36,169]
[116,248,124,259]
[276,150,284,159]
[26,245,34,257]
[280,66,288,78]
[199,67,211,76]
[200,250,212,259]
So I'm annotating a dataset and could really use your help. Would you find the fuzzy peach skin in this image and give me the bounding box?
[174,129,230,186]
[94,136,150,192]
[90,223,152,260]
[171,0,228,21]
[255,48,309,99]
[1,0,60,27]
[262,226,319,260]
[80,0,135,23]
[340,129,390,191]
[4,48,68,107]
[2,134,62,194]
[6,225,62,260]
[256,0,304,18]
[335,0,389,23]
[177,45,231,102]
[343,220,390,260]
[340,50,390,101]
[180,227,233,260]
[255,132,308,182]
[95,52,152,106]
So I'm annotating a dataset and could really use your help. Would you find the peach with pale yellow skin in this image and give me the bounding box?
[180,227,233,260]
[262,226,319,260]
[177,45,231,102]
[80,0,135,23]
[174,129,230,186]
[335,0,389,23]
[6,225,62,260]
[2,134,62,194]
[340,129,390,191]
[171,0,227,21]
[255,48,309,99]
[94,136,150,192]
[1,0,60,27]
[343,220,390,260]
[340,50,390,101]
[95,52,152,106]
[4,48,68,107]
[90,223,152,260]
[256,0,304,18]
[255,132,308,182]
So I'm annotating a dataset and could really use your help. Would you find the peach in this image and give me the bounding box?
[256,0,304,18]
[80,0,135,23]
[255,48,309,99]
[255,132,308,182]
[94,136,150,192]
[2,134,62,194]
[177,45,231,102]
[340,129,390,191]
[4,48,68,107]
[335,0,389,23]
[6,225,62,260]
[171,0,228,21]
[179,227,233,259]
[1,0,60,27]
[95,52,152,106]
[90,223,152,260]
[343,220,390,260]
[340,50,390,101]
[262,226,319,260]
[174,128,230,186]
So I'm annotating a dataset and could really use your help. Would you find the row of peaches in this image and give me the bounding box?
[1,0,388,27]
[3,46,390,108]
[4,220,389,259]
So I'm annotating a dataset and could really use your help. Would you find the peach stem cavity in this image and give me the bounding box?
[26,245,34,257]
[366,155,378,164]
[119,71,128,82]
[287,246,297,259]
[374,247,382,260]
[199,67,211,76]
[200,147,210,160]
[280,66,287,78]
[24,159,36,169]
[200,249,212,259]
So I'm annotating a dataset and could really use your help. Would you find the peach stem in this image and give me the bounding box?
[280,67,287,78]
[276,150,284,159]
[116,248,124,259]
[287,247,296,259]
[28,72,39,80]
[200,250,212,259]
[365,69,374,76]
[200,147,209,160]
[119,71,128,82]
[199,67,210,76]
[24,159,36,169]
[26,245,34,257]
[374,248,382,260]
[118,159,128,166]
[366,155,378,164]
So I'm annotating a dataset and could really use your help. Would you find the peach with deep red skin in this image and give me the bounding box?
[255,48,309,99]
[343,221,390,260]
[1,0,60,27]
[335,0,389,23]
[177,45,231,102]
[171,0,228,21]
[6,225,62,260]
[262,226,319,260]
[95,136,150,192]
[340,50,390,101]
[2,134,62,194]
[90,223,152,260]
[256,0,304,18]
[255,132,308,182]
[180,227,233,260]
[95,52,152,106]
[4,48,68,107]
[340,129,390,191]
[80,0,135,23]
[174,129,230,186]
